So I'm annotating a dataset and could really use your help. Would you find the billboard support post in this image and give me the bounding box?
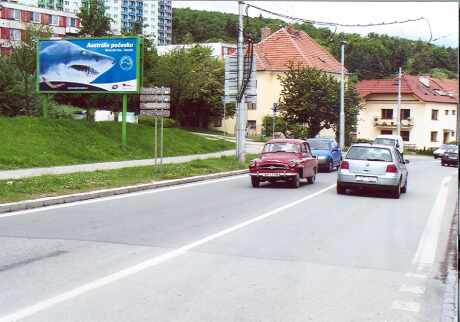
[42,94,48,118]
[122,94,128,148]
[154,116,158,166]
[160,116,164,172]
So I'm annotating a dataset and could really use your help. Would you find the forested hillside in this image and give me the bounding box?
[172,8,458,80]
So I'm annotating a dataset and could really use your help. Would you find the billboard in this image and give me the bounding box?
[37,37,141,93]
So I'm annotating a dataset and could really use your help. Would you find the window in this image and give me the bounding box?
[10,29,21,40]
[431,131,438,142]
[431,109,438,120]
[401,109,410,120]
[453,110,456,115]
[381,109,393,119]
[247,103,256,110]
[400,130,409,142]
[247,120,256,130]
[445,110,449,115]
[50,15,59,25]
[381,130,393,135]
[12,9,20,20]
[213,119,222,127]
[346,146,393,162]
[32,12,41,23]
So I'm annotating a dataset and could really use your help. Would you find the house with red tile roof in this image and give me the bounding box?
[355,75,458,149]
[215,26,346,136]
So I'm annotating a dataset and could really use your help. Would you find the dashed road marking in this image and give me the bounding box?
[399,284,426,295]
[404,273,427,279]
[391,300,421,313]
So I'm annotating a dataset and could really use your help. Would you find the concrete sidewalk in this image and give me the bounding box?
[0,141,264,180]
[0,150,234,180]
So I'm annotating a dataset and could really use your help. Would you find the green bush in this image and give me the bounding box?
[262,115,287,137]
[138,116,176,128]
[48,102,83,119]
[415,147,435,156]
[353,138,373,144]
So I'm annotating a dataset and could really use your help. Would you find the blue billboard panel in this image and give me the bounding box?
[37,37,140,93]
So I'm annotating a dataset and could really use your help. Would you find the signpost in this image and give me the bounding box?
[139,87,171,170]
[36,36,142,149]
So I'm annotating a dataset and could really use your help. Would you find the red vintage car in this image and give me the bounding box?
[249,139,318,188]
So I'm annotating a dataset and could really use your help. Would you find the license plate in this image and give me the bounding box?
[355,176,377,183]
[262,173,281,177]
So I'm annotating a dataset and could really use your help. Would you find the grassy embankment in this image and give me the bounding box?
[0,117,235,170]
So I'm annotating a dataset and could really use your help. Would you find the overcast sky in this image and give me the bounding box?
[172,1,459,48]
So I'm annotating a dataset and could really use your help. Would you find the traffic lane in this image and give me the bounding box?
[0,175,337,249]
[16,161,456,322]
[0,174,336,316]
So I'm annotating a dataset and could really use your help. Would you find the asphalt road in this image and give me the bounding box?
[0,155,457,322]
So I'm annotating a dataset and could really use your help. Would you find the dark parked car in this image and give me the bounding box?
[441,146,458,167]
[306,138,342,172]
[249,139,318,188]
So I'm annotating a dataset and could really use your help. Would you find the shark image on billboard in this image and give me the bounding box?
[37,37,140,93]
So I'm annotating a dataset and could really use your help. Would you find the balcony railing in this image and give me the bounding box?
[373,117,413,128]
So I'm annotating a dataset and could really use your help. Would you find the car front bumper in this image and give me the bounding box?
[249,171,298,178]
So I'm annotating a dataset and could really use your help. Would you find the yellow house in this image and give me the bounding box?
[355,75,458,149]
[214,26,346,136]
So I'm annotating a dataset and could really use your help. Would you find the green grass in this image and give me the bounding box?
[0,117,235,170]
[0,155,256,203]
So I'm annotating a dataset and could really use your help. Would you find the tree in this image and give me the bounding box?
[77,0,111,36]
[147,46,230,127]
[278,64,361,141]
[3,25,52,116]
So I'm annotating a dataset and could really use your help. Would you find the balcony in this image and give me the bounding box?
[374,117,413,128]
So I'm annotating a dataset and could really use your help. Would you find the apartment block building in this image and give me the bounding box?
[0,0,79,54]
[14,0,170,44]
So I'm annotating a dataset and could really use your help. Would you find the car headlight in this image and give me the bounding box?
[288,160,298,167]
[249,159,257,167]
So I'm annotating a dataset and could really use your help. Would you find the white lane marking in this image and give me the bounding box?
[0,184,336,322]
[391,300,421,313]
[412,176,452,270]
[0,175,247,219]
[399,284,426,295]
[404,273,427,280]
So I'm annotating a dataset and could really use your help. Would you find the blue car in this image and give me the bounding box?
[307,138,342,172]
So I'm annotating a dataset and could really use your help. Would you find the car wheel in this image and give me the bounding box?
[337,182,346,194]
[401,177,407,193]
[307,169,316,184]
[434,155,438,159]
[441,162,446,166]
[392,182,401,199]
[251,177,260,188]
[327,160,334,172]
[291,174,300,188]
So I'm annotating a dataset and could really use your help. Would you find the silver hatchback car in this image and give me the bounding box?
[337,144,409,199]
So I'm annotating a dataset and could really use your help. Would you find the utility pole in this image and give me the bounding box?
[272,103,277,139]
[236,0,245,162]
[339,41,346,149]
[396,67,402,136]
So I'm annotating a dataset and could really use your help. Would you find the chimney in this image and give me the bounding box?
[419,75,430,87]
[260,27,271,40]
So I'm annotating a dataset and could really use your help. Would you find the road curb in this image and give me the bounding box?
[0,169,249,214]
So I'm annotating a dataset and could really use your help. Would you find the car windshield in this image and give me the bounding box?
[307,140,330,150]
[346,146,393,162]
[373,138,396,146]
[446,147,458,153]
[263,142,299,153]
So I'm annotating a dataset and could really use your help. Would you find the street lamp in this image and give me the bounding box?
[339,40,347,149]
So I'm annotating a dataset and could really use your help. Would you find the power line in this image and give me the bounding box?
[244,2,433,42]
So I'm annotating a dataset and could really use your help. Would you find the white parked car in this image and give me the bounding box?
[373,135,404,155]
